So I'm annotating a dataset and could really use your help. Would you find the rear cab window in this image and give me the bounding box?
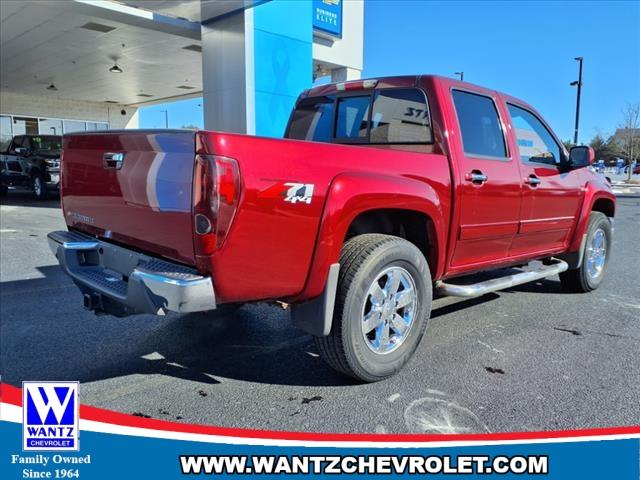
[335,96,370,141]
[286,95,335,142]
[286,87,432,146]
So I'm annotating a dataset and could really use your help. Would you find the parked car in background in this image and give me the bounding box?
[0,134,61,199]
[48,75,616,382]
[587,164,612,184]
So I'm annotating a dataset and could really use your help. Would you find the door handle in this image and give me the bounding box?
[524,175,541,186]
[465,171,488,184]
[103,152,125,170]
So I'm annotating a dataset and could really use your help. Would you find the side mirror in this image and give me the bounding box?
[14,147,30,156]
[569,146,595,169]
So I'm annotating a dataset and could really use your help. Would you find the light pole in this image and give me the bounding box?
[160,109,169,129]
[454,71,464,81]
[570,57,583,145]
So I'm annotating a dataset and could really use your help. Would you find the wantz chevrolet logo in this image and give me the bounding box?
[23,382,79,451]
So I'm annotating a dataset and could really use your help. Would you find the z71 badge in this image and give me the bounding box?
[284,183,314,204]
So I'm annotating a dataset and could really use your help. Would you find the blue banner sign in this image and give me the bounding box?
[2,384,639,479]
[313,0,342,38]
[2,421,640,479]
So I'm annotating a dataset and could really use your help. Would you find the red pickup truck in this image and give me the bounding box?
[48,75,615,382]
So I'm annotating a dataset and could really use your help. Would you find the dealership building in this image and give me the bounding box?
[0,0,363,147]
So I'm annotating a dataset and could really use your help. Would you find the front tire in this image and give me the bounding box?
[314,234,432,382]
[32,174,48,200]
[560,212,612,293]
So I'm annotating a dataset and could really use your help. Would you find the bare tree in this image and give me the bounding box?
[617,103,640,181]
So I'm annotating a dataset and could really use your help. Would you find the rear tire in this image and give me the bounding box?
[560,212,611,293]
[0,184,7,197]
[314,234,432,382]
[32,174,48,200]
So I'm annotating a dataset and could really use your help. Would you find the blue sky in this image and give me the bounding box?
[140,98,203,130]
[140,0,640,143]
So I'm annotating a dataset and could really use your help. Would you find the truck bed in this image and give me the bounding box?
[61,129,451,304]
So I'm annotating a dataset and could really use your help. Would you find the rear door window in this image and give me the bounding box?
[370,89,432,143]
[335,96,370,140]
[286,95,335,142]
[452,90,507,159]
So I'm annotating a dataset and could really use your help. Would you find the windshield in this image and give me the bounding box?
[30,136,62,152]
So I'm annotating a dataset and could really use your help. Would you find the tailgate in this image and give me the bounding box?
[61,130,196,265]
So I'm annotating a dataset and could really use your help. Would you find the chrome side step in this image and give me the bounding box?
[435,259,569,298]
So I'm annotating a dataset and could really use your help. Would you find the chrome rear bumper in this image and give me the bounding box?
[47,230,216,317]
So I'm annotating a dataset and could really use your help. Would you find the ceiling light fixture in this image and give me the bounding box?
[47,84,58,91]
[109,64,123,73]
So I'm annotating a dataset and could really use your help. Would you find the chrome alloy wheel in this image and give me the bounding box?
[586,228,607,280]
[361,266,417,354]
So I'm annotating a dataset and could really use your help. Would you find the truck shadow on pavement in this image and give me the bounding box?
[1,265,562,389]
[1,266,353,387]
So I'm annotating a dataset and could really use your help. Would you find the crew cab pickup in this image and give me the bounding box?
[48,75,615,382]
[1,135,62,199]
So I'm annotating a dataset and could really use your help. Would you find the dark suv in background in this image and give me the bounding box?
[0,135,61,200]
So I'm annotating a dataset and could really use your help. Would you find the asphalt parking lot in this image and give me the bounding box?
[1,191,639,434]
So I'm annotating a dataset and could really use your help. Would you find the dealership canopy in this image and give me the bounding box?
[1,0,363,141]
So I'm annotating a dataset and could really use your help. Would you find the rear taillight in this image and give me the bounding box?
[193,154,241,256]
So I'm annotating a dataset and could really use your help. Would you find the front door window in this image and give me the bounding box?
[508,104,562,166]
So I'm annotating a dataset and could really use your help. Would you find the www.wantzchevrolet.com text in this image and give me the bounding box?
[179,454,549,475]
